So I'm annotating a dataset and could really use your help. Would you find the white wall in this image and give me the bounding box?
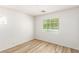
[35,7,79,50]
[0,7,34,51]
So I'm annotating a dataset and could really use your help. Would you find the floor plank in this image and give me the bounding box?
[1,39,79,53]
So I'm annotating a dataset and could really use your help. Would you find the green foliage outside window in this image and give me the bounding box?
[43,17,59,30]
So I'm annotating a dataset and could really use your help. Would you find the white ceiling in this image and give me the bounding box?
[1,5,78,16]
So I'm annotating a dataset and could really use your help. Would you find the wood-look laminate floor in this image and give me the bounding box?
[1,39,79,53]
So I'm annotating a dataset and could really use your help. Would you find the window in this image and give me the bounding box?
[43,17,59,31]
[0,16,7,24]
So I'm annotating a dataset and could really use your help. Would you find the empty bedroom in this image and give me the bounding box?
[0,5,79,53]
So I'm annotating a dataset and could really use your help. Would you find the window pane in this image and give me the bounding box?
[43,17,59,30]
